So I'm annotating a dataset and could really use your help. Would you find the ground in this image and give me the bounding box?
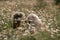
[0,0,60,40]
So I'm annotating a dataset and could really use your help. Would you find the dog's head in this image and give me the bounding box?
[25,13,40,23]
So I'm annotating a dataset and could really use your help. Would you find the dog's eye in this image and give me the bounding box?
[25,21,27,23]
[28,20,33,24]
[18,18,21,20]
[18,14,23,18]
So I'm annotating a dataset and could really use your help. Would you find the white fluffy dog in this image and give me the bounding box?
[26,13,42,25]
[26,13,43,31]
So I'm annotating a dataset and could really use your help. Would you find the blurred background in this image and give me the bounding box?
[0,0,60,40]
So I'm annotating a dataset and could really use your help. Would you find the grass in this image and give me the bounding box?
[0,0,60,40]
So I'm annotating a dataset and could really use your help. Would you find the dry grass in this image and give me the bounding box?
[0,0,60,40]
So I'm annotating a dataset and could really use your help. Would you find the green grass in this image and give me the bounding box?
[0,0,60,40]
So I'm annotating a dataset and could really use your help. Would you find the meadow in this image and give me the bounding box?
[0,0,60,40]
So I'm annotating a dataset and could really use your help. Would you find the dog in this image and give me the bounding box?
[25,13,43,31]
[12,12,25,29]
[26,13,42,26]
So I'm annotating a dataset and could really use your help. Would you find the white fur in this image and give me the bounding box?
[27,13,42,26]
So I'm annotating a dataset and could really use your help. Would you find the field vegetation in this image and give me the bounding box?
[0,0,60,40]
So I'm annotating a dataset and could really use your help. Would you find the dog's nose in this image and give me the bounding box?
[25,20,33,24]
[25,20,27,23]
[28,20,32,24]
